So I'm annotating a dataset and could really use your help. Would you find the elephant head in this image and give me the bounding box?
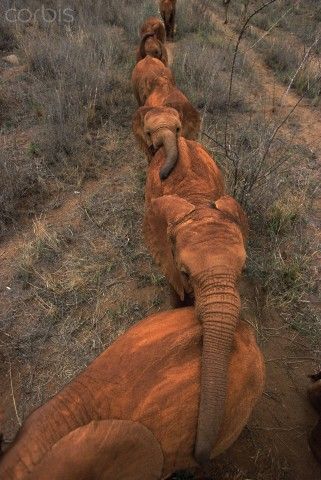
[140,17,166,43]
[137,33,168,66]
[144,194,248,463]
[137,33,164,65]
[133,106,182,180]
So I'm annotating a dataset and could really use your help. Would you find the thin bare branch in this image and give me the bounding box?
[201,130,239,166]
[251,72,321,188]
[8,358,22,427]
[282,35,320,101]
[247,6,294,52]
[224,0,278,158]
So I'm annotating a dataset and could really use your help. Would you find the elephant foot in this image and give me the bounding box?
[310,372,321,382]
[308,379,321,414]
[169,285,194,309]
[309,419,321,465]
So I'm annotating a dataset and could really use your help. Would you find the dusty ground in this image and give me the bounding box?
[0,1,321,479]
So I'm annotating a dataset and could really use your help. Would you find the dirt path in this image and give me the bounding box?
[0,175,107,285]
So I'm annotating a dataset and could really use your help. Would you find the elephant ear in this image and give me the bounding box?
[27,420,164,480]
[132,106,154,154]
[144,195,195,300]
[214,195,249,240]
[138,33,151,60]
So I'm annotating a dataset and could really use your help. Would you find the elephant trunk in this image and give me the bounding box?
[193,269,240,464]
[153,128,179,180]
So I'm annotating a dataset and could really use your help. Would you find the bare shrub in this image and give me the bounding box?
[0,142,48,233]
[205,112,320,333]
[0,18,17,51]
[173,33,254,113]
[22,24,134,161]
[70,0,159,41]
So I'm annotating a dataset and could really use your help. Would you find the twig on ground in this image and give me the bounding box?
[247,7,294,52]
[266,356,317,362]
[8,358,22,427]
[282,35,320,101]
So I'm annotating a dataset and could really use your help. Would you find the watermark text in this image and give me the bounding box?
[5,6,75,24]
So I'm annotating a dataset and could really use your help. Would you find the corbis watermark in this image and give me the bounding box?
[5,6,75,24]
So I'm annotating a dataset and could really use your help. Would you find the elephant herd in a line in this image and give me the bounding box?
[0,2,320,479]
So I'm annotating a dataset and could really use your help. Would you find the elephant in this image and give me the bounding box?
[132,106,221,183]
[144,195,248,464]
[140,17,166,43]
[145,76,200,141]
[131,57,175,106]
[133,106,182,180]
[0,307,265,479]
[136,32,169,66]
[308,371,321,465]
[159,0,177,41]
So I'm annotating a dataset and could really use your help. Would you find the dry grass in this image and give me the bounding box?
[173,33,253,113]
[254,34,321,102]
[0,0,160,235]
[208,0,321,101]
[1,165,168,433]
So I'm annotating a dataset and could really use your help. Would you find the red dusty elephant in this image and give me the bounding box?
[159,0,177,40]
[136,32,169,66]
[140,17,166,43]
[145,76,200,141]
[0,307,264,479]
[131,57,175,106]
[132,105,222,183]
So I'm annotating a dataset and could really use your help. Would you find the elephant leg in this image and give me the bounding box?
[169,13,175,40]
[309,418,321,465]
[169,284,194,308]
[26,420,164,480]
[308,379,321,414]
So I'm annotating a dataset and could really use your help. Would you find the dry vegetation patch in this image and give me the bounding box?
[0,0,161,235]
